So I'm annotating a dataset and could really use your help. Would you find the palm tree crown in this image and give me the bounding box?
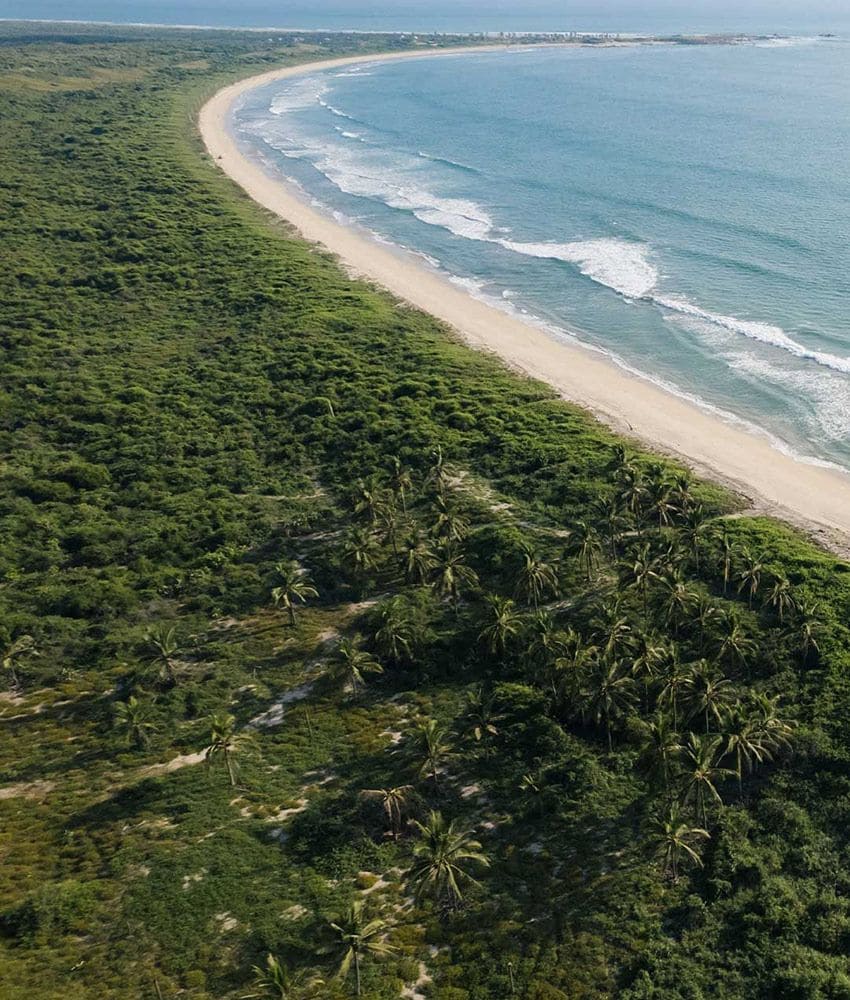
[115,695,157,749]
[271,560,318,626]
[203,712,257,787]
[408,809,490,907]
[360,785,414,840]
[648,805,709,880]
[330,900,394,997]
[146,623,180,685]
[328,635,383,696]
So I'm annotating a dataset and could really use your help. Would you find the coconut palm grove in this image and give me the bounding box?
[2,20,850,1000]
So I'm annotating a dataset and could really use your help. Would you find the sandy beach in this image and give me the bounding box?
[199,46,850,551]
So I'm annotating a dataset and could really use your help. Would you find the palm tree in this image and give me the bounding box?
[618,468,647,527]
[408,810,490,908]
[514,549,559,609]
[328,635,383,696]
[721,705,773,795]
[715,611,756,678]
[785,599,821,664]
[658,573,698,635]
[565,521,603,580]
[389,456,413,514]
[401,531,437,585]
[671,473,694,518]
[694,596,720,654]
[681,661,735,734]
[592,606,633,663]
[272,561,318,626]
[622,543,658,627]
[1,634,37,688]
[114,696,157,749]
[462,685,504,744]
[583,660,638,751]
[648,805,709,880]
[341,528,379,592]
[749,692,795,757]
[678,732,733,826]
[518,770,547,817]
[552,631,598,711]
[146,624,180,685]
[430,494,469,544]
[681,504,711,571]
[658,536,687,576]
[630,633,669,711]
[330,900,394,997]
[737,549,764,610]
[593,496,626,560]
[765,574,796,623]
[430,544,479,610]
[638,716,683,796]
[378,503,406,559]
[373,597,415,665]
[249,953,324,999]
[352,477,385,526]
[204,712,257,787]
[646,472,676,529]
[611,443,637,480]
[359,785,414,840]
[657,654,688,729]
[425,444,450,497]
[522,611,568,673]
[478,594,522,657]
[410,719,450,792]
[714,523,735,596]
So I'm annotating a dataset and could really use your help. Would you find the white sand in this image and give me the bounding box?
[199,47,850,552]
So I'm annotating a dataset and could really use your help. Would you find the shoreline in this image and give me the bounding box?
[1,20,795,40]
[199,46,850,553]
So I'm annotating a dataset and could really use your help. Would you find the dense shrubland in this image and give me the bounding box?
[2,22,850,1000]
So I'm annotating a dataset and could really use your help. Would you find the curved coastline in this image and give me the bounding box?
[199,46,850,550]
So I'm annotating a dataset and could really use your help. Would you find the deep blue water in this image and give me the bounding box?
[4,0,850,35]
[233,39,850,469]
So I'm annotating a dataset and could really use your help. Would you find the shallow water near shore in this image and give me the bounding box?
[232,39,850,472]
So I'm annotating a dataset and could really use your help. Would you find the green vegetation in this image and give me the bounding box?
[1,20,850,1000]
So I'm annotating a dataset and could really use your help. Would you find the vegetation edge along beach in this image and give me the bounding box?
[3,20,850,1000]
[200,44,850,554]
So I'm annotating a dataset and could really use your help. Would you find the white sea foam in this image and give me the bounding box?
[751,36,821,48]
[418,150,480,174]
[728,353,850,442]
[269,77,327,115]
[655,296,850,375]
[315,151,495,240]
[500,238,659,299]
[318,98,358,121]
[260,74,850,387]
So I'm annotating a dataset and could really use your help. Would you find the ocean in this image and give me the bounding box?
[6,1,850,36]
[230,38,850,472]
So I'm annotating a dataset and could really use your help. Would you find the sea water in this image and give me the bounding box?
[7,1,850,36]
[232,39,850,470]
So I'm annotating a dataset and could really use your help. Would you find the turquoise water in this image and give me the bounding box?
[232,40,850,469]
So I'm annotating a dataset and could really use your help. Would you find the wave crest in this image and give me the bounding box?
[500,238,659,299]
